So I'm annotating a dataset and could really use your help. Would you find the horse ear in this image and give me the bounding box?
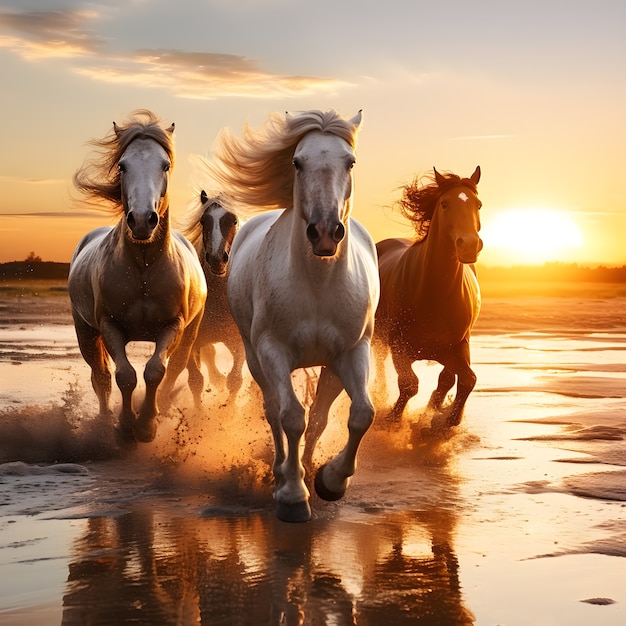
[113,122,121,137]
[200,190,208,204]
[434,167,445,186]
[470,166,481,185]
[166,122,175,134]
[350,110,363,127]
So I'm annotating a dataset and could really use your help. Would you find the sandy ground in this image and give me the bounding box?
[0,281,625,625]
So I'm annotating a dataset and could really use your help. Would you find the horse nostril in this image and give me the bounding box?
[222,251,229,263]
[306,223,320,243]
[333,222,345,243]
[148,212,159,229]
[127,212,135,229]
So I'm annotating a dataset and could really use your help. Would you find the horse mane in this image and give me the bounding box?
[398,169,479,240]
[202,109,361,215]
[73,109,175,216]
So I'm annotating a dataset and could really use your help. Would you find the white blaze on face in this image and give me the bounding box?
[458,192,469,202]
[211,207,227,252]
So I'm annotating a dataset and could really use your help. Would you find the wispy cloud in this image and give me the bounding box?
[0,211,100,218]
[0,175,66,185]
[448,134,516,141]
[0,8,344,98]
[0,9,103,59]
[74,48,347,98]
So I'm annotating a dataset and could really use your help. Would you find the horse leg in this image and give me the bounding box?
[72,315,112,416]
[431,341,476,430]
[242,340,291,503]
[314,339,374,502]
[370,335,390,410]
[428,367,456,410]
[387,348,419,422]
[445,341,476,428]
[254,339,310,522]
[225,336,246,396]
[137,319,187,443]
[100,322,137,443]
[202,343,227,389]
[303,366,344,471]
[186,345,205,409]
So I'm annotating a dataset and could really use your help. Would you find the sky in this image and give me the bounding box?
[0,0,624,267]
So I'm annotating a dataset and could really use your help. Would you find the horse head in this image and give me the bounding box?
[199,190,238,276]
[291,111,362,257]
[434,166,483,264]
[116,123,174,242]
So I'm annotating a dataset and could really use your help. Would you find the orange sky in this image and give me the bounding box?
[1,2,625,267]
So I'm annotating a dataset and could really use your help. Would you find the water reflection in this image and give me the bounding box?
[61,497,474,624]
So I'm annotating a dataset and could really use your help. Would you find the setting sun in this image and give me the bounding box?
[481,208,584,265]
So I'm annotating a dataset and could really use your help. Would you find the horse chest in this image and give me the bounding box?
[99,270,184,337]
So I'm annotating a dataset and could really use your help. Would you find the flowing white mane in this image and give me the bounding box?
[202,109,361,216]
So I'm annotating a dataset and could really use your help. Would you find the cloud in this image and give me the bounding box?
[0,175,66,185]
[448,135,516,141]
[74,50,347,98]
[0,9,103,59]
[0,8,345,98]
[0,211,100,218]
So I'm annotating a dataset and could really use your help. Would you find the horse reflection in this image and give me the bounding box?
[61,507,201,625]
[62,492,474,624]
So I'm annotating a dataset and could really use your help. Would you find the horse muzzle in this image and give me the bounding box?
[205,250,229,276]
[456,235,483,264]
[127,210,159,241]
[306,220,345,257]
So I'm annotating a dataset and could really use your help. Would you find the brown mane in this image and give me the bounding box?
[397,170,479,240]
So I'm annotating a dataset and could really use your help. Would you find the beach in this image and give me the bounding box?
[0,279,625,625]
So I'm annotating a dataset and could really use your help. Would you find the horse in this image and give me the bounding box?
[205,109,379,522]
[68,110,207,444]
[178,190,246,406]
[373,166,482,433]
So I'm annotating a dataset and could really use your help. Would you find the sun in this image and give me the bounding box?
[481,208,583,265]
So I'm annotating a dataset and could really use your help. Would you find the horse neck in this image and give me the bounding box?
[410,215,465,295]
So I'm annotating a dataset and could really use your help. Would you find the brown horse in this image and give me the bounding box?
[179,190,246,406]
[373,166,482,432]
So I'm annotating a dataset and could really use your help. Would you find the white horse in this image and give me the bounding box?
[206,109,379,522]
[68,110,207,444]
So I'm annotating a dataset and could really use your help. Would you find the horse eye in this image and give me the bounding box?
[163,163,170,172]
[118,162,126,173]
[292,158,302,171]
[441,201,448,209]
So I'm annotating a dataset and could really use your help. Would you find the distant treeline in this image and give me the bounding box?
[0,261,69,281]
[1,260,625,284]
[478,262,626,283]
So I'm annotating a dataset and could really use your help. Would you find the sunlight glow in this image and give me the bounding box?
[481,209,583,264]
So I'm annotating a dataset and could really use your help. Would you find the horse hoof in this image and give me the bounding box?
[115,426,138,447]
[314,464,346,502]
[133,420,157,443]
[276,500,311,523]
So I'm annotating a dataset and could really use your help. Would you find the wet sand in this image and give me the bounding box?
[0,281,625,625]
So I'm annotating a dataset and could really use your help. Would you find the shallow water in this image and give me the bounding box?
[1,291,625,624]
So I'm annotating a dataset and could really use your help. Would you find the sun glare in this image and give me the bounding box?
[481,208,583,265]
